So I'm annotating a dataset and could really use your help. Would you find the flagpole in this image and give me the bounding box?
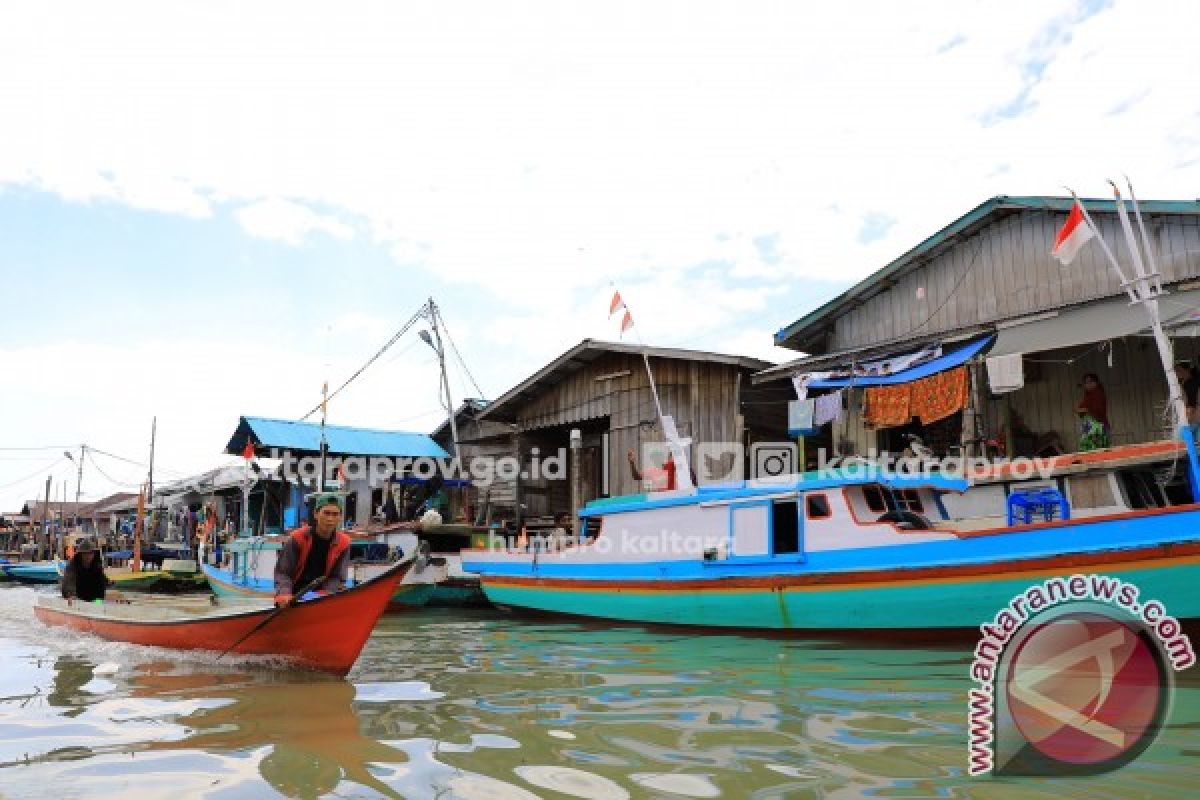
[610,287,692,489]
[1109,183,1188,431]
[614,292,666,425]
[1127,177,1164,294]
[318,381,328,493]
[1066,189,1138,303]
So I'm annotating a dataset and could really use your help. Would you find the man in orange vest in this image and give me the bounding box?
[273,493,352,607]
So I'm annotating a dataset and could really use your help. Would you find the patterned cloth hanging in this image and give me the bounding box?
[864,385,912,428]
[910,366,970,424]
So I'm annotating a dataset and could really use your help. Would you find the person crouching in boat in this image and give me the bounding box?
[60,536,111,603]
[273,493,352,608]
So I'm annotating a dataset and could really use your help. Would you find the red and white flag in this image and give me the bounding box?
[620,309,634,335]
[1052,201,1096,266]
[609,290,625,317]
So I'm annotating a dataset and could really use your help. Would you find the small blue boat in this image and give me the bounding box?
[2,561,65,585]
[200,534,441,611]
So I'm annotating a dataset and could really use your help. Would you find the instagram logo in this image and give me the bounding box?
[751,442,797,484]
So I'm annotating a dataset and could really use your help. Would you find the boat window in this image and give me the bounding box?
[896,489,924,513]
[863,485,887,512]
[772,501,800,555]
[584,516,603,541]
[806,494,831,519]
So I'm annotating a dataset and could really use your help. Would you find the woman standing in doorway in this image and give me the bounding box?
[1076,372,1111,451]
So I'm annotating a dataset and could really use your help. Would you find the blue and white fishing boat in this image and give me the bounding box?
[461,437,1200,630]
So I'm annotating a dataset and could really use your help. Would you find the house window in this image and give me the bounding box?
[806,493,831,519]
[863,485,887,513]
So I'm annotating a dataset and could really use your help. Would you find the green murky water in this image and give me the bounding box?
[0,585,1196,799]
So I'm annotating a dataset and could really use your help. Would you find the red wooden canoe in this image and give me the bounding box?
[33,559,412,676]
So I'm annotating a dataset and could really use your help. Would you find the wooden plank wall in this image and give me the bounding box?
[833,211,1200,352]
[513,353,748,502]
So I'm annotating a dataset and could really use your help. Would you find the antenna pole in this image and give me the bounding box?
[430,299,462,464]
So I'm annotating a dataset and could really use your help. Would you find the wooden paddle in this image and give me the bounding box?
[215,575,326,661]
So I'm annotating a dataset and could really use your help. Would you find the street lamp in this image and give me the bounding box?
[419,327,462,464]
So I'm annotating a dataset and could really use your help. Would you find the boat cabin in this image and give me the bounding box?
[464,438,1199,580]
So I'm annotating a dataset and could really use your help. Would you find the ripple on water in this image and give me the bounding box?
[353,680,445,702]
[630,772,722,797]
[515,765,631,799]
[447,774,543,800]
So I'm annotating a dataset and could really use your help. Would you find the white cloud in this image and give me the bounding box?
[1,0,1195,300]
[235,198,353,244]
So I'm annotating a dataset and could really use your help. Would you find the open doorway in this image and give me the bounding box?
[772,500,800,555]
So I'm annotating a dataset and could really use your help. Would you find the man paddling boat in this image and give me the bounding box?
[273,493,351,607]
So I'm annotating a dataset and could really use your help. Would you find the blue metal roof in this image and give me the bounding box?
[808,335,993,388]
[227,416,450,458]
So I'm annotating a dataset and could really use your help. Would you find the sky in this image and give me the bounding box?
[2,0,1198,509]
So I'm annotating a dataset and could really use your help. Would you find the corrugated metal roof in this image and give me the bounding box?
[227,416,450,459]
[774,195,1200,351]
[479,339,773,422]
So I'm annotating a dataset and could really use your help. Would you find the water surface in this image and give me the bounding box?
[0,585,1195,798]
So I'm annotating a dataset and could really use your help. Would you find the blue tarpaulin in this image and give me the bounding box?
[809,335,994,388]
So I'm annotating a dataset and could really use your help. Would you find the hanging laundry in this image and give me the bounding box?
[911,366,970,424]
[986,354,1024,394]
[864,385,912,428]
[813,389,844,427]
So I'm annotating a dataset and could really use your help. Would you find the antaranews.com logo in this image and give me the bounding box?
[967,574,1195,776]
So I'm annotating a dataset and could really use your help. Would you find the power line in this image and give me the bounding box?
[0,457,67,491]
[86,450,144,488]
[88,447,148,468]
[0,445,74,451]
[438,311,487,401]
[300,303,430,420]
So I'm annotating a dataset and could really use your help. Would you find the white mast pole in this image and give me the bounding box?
[1108,182,1188,432]
[1067,189,1138,304]
[1127,177,1165,295]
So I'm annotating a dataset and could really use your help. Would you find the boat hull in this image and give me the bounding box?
[428,580,489,607]
[202,562,435,611]
[386,582,437,611]
[2,561,62,584]
[478,543,1200,630]
[109,569,210,593]
[33,561,411,675]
